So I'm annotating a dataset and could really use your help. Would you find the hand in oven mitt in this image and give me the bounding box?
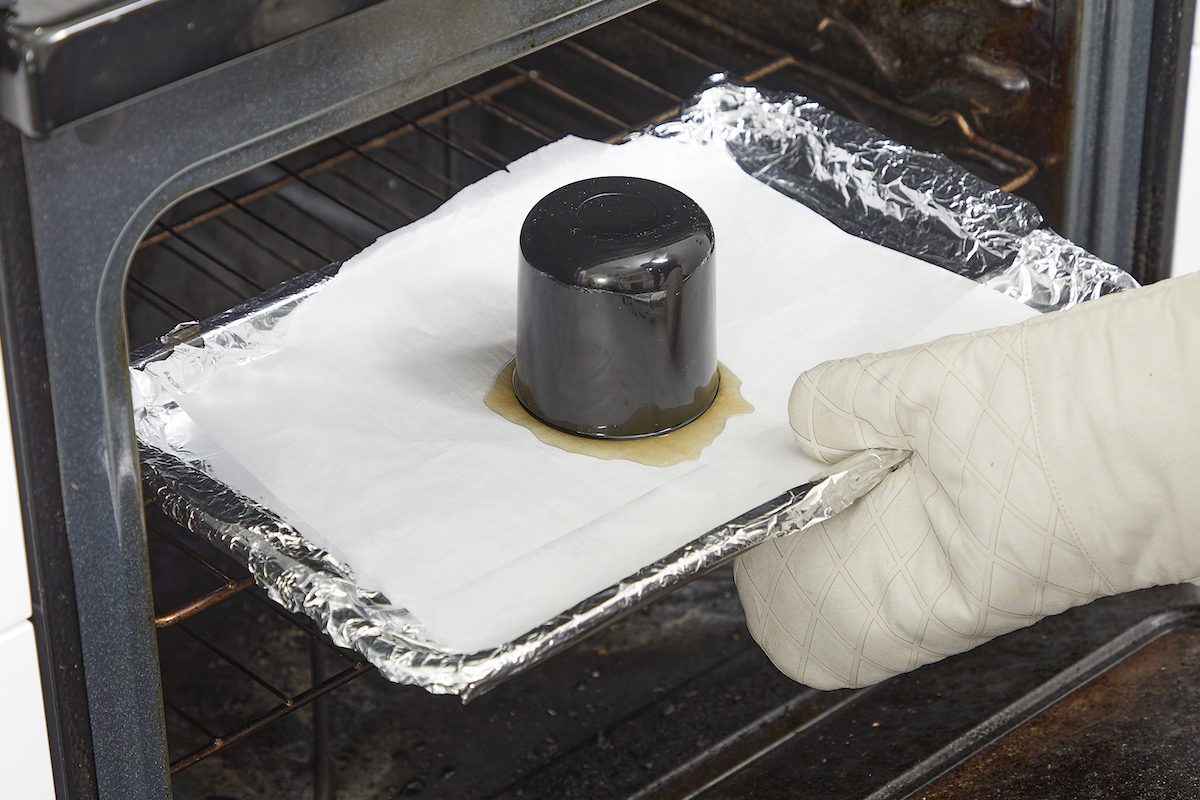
[734,270,1200,690]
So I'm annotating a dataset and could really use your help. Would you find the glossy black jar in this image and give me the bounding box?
[514,176,718,439]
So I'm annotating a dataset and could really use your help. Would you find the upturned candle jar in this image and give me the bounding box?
[514,175,718,439]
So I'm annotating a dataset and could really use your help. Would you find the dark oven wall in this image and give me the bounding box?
[682,0,1195,284]
[125,0,1195,353]
[127,0,1083,350]
[689,0,1068,222]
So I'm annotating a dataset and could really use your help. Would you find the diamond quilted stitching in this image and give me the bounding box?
[738,316,1120,691]
[786,530,838,604]
[765,567,812,633]
[819,514,863,560]
[1022,419,1040,452]
[811,402,860,452]
[853,368,902,441]
[953,331,1004,396]
[956,467,1002,549]
[812,359,859,414]
[809,619,855,679]
[1005,448,1055,526]
[845,523,899,603]
[1047,542,1102,595]
[993,507,1052,579]
[821,572,871,643]
[879,576,925,643]
[760,613,807,676]
[802,655,849,691]
[732,559,767,620]
[945,528,989,602]
[1041,583,1092,616]
[926,435,963,495]
[987,354,1031,431]
[932,374,978,450]
[736,540,780,601]
[907,534,951,605]
[877,465,931,555]
[918,612,976,655]
[860,620,912,668]
[894,348,944,413]
[987,561,1039,615]
[853,657,899,687]
[966,411,1014,490]
[765,536,789,560]
[979,610,1029,638]
[931,587,983,637]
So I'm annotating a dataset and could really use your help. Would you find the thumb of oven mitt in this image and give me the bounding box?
[734,270,1200,690]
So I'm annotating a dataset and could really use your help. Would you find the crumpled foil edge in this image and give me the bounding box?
[135,83,1138,700]
[645,82,1138,309]
[143,439,904,700]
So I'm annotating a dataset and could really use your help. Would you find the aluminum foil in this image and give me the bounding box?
[134,84,1138,700]
[645,82,1138,310]
[140,412,904,699]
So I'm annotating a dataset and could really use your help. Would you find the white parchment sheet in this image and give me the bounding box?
[164,136,1037,652]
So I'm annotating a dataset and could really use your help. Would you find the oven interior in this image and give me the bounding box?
[125,3,1200,798]
[128,0,1076,351]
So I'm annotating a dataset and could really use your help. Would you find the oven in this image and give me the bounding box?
[2,1,1199,798]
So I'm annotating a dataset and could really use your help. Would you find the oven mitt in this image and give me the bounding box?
[734,270,1200,690]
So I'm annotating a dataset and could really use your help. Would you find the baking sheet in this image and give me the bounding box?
[139,133,1037,657]
[133,84,1135,697]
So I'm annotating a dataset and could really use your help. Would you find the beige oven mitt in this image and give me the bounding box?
[735,270,1200,690]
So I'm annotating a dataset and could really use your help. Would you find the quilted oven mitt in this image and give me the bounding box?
[735,270,1200,690]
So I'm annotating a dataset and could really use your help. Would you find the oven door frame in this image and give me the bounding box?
[0,2,655,797]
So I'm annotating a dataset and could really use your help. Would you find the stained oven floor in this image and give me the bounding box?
[912,625,1200,800]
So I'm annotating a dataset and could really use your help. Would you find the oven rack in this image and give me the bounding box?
[125,0,1037,350]
[128,1,1044,789]
[147,503,369,779]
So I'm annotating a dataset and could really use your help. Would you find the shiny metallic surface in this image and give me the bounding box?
[985,227,1140,312]
[649,83,1138,310]
[1,0,655,136]
[140,438,820,700]
[514,176,718,438]
[681,0,1191,282]
[1,0,388,135]
[1065,0,1156,273]
[685,0,1071,219]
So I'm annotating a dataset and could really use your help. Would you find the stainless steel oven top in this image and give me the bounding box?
[0,0,644,136]
[0,0,394,135]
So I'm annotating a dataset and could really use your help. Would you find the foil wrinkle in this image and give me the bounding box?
[645,83,1137,309]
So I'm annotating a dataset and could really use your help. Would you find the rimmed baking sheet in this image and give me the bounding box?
[132,84,1131,699]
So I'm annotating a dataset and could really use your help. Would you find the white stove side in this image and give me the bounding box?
[1173,9,1200,277]
[0,332,56,799]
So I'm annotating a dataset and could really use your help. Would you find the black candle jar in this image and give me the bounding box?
[514,176,718,439]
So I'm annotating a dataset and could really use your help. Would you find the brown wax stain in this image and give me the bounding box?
[484,359,753,467]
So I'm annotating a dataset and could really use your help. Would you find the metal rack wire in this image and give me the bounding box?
[127,0,1039,349]
[128,1,1044,787]
[148,506,370,776]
